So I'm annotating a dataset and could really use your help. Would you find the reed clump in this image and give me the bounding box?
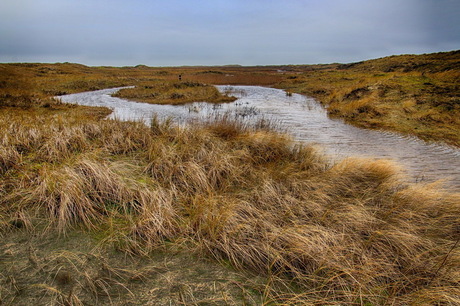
[1,105,458,304]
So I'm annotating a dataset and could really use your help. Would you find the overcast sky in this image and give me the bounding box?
[1,0,459,66]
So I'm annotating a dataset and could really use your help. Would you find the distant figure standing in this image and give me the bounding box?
[178,74,182,81]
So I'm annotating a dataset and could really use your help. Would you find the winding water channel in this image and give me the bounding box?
[59,86,460,191]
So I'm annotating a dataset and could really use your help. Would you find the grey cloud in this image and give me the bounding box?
[0,0,459,66]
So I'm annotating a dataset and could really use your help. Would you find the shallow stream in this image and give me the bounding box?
[59,86,460,190]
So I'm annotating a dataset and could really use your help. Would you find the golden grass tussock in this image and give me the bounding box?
[19,160,126,230]
[129,187,178,251]
[0,145,22,174]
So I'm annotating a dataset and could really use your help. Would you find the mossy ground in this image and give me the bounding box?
[0,227,265,305]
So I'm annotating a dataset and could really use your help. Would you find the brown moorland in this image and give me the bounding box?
[2,50,459,147]
[0,51,459,304]
[275,50,460,146]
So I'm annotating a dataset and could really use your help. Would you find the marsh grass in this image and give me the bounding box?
[113,80,237,105]
[278,51,460,146]
[185,71,283,86]
[0,104,458,304]
[3,51,458,145]
[1,53,459,303]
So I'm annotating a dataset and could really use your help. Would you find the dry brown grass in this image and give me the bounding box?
[0,105,458,304]
[113,80,236,105]
[2,51,458,145]
[0,229,263,305]
[1,53,459,303]
[184,71,283,86]
[277,50,460,146]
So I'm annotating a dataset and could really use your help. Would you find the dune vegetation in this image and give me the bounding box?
[1,51,459,304]
[113,81,237,105]
[2,50,458,147]
[1,106,459,305]
[275,50,460,146]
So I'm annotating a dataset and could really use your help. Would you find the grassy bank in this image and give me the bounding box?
[113,81,236,105]
[276,51,460,146]
[1,104,459,304]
